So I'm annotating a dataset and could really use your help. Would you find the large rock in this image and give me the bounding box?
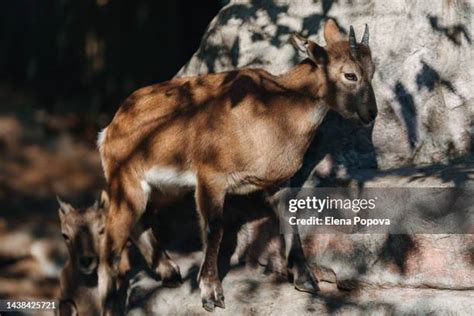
[177,0,473,169]
[277,160,474,291]
[305,160,474,289]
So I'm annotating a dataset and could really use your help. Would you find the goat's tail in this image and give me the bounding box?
[97,127,109,181]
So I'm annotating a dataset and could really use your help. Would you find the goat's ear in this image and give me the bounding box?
[324,19,343,44]
[290,33,328,66]
[98,190,110,210]
[306,41,329,66]
[290,33,309,53]
[57,196,73,216]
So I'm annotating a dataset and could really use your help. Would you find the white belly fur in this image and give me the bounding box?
[140,167,262,197]
[141,166,197,196]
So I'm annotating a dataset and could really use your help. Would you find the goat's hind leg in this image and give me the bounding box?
[284,233,319,293]
[131,219,182,287]
[268,188,319,293]
[195,173,227,312]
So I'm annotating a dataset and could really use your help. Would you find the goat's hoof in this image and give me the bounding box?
[201,295,225,312]
[294,266,319,294]
[215,293,225,309]
[200,280,225,312]
[202,298,216,312]
[157,261,182,287]
[162,268,182,288]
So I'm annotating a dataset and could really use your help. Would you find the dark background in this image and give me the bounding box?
[0,0,226,212]
[0,0,223,116]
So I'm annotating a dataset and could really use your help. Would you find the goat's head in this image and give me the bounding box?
[57,191,109,275]
[291,19,377,125]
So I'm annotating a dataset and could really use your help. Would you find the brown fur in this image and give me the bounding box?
[98,19,377,314]
[57,194,108,316]
[57,193,181,315]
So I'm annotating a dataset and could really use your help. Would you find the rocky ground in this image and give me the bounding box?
[126,252,474,315]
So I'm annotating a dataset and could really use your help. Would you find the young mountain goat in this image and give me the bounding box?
[57,192,181,315]
[57,193,109,315]
[97,19,377,313]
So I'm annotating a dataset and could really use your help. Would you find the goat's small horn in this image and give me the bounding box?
[349,25,357,53]
[361,24,369,46]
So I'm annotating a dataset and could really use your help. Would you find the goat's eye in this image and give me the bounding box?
[62,233,70,242]
[98,227,105,236]
[344,73,358,81]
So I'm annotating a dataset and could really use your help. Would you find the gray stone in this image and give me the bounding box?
[177,0,473,169]
[126,245,474,315]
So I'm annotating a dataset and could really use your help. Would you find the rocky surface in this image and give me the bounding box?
[126,252,473,315]
[178,0,473,169]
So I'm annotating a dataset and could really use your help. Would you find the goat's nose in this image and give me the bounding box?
[79,256,96,269]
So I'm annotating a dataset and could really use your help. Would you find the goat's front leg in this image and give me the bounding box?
[195,173,226,312]
[99,179,146,316]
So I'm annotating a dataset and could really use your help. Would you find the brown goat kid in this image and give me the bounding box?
[98,19,377,313]
[57,193,181,315]
[57,193,109,315]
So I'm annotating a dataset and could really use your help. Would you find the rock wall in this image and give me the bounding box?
[241,160,474,291]
[177,0,473,170]
[300,162,474,291]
